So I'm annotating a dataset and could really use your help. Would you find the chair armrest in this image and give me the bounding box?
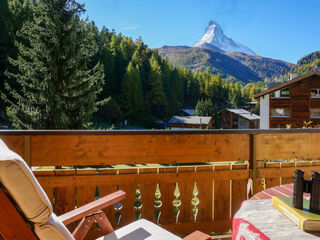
[59,190,126,225]
[182,230,211,240]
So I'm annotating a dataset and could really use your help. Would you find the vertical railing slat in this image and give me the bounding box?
[158,167,176,225]
[76,169,96,207]
[33,170,55,205]
[231,164,248,217]
[97,168,118,229]
[264,163,281,188]
[117,168,138,227]
[213,165,231,230]
[196,166,214,222]
[139,168,157,222]
[178,166,195,223]
[54,169,76,232]
[280,162,295,184]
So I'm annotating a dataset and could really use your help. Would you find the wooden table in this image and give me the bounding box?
[232,184,320,240]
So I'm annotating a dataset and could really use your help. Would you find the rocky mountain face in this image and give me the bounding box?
[157,20,294,83]
[193,20,256,56]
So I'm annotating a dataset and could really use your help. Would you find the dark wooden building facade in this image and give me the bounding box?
[255,71,320,128]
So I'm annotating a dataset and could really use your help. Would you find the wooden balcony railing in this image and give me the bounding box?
[1,129,320,239]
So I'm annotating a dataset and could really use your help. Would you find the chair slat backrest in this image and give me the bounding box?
[0,188,38,240]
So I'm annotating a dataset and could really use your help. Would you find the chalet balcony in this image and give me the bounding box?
[1,129,320,239]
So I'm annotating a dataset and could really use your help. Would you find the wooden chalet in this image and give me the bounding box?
[168,116,213,129]
[220,108,260,129]
[254,71,320,128]
[243,101,257,112]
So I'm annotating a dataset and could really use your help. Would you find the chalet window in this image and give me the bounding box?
[310,89,320,98]
[280,88,290,97]
[310,108,320,118]
[240,120,246,126]
[270,108,290,117]
[270,88,289,98]
[233,115,238,125]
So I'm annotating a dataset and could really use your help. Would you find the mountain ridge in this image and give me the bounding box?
[158,20,294,83]
[158,45,294,83]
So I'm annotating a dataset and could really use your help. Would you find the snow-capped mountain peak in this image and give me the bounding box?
[193,20,256,56]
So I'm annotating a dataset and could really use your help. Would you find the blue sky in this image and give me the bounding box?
[80,0,320,64]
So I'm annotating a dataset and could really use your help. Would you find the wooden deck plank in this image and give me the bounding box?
[256,133,320,160]
[29,134,250,166]
[36,169,250,188]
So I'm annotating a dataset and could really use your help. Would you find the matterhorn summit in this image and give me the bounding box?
[193,20,256,55]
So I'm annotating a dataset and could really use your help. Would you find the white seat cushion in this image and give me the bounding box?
[98,219,181,240]
[34,213,75,240]
[0,138,52,224]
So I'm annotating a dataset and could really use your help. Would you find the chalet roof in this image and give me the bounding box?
[168,116,212,125]
[182,109,195,116]
[254,71,320,100]
[224,108,260,121]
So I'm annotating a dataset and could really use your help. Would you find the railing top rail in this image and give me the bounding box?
[1,128,320,135]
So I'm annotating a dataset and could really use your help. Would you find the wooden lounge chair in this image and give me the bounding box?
[0,138,211,240]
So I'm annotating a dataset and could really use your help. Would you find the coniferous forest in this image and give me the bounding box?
[0,0,264,129]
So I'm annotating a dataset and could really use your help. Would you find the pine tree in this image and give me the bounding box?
[0,0,11,112]
[169,68,183,114]
[195,99,213,116]
[229,82,243,107]
[100,36,114,99]
[183,67,199,108]
[145,53,168,119]
[109,33,130,97]
[160,59,172,113]
[2,0,104,129]
[1,0,34,115]
[120,61,143,119]
[8,0,34,34]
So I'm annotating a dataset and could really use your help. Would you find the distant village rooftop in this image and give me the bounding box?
[225,108,260,121]
[181,109,195,116]
[169,116,212,125]
[254,71,320,99]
